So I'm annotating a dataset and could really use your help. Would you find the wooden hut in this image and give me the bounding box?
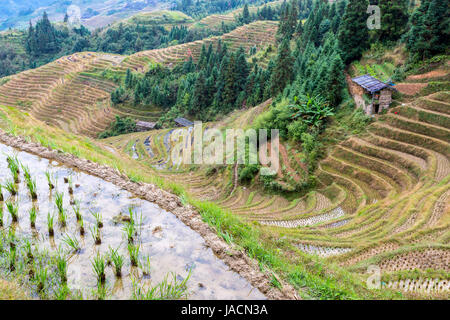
[352,75,396,115]
[136,121,156,132]
[174,117,194,127]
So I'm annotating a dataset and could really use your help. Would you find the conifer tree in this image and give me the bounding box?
[270,38,294,95]
[337,0,369,64]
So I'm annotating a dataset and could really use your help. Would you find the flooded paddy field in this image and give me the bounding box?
[0,142,265,300]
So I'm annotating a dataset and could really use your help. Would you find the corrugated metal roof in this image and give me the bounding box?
[174,117,194,127]
[352,75,393,93]
[136,121,156,129]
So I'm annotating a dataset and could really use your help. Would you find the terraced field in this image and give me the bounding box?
[121,20,278,71]
[0,20,278,138]
[104,73,450,297]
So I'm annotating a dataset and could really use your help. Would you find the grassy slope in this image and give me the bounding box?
[0,103,400,300]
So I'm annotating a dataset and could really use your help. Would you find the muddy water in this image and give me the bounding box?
[0,143,265,300]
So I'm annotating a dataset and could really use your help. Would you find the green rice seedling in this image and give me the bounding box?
[24,239,33,261]
[68,176,74,195]
[91,252,106,284]
[79,215,85,236]
[123,222,135,244]
[0,206,3,227]
[21,164,31,181]
[8,227,16,249]
[132,271,191,300]
[58,208,68,227]
[128,243,140,267]
[128,207,135,225]
[25,176,38,200]
[29,207,37,228]
[56,251,68,283]
[6,200,18,222]
[93,282,108,300]
[0,184,4,202]
[45,171,55,190]
[47,213,55,236]
[91,210,103,228]
[109,247,124,277]
[89,224,101,245]
[7,155,20,183]
[34,266,48,292]
[55,191,64,214]
[140,255,151,277]
[9,246,16,271]
[72,200,81,221]
[62,234,81,253]
[3,179,18,196]
[55,283,70,300]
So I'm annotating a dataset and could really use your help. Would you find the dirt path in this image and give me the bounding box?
[0,129,299,300]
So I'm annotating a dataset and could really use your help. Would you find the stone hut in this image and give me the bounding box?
[352,75,396,115]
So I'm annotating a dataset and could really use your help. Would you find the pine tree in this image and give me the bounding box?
[243,4,250,24]
[337,0,369,64]
[375,0,409,43]
[270,38,294,95]
[406,0,449,60]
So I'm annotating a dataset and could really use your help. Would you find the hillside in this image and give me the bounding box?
[103,62,450,297]
[0,20,278,137]
[0,0,448,301]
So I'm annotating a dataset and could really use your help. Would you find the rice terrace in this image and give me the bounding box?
[0,0,448,307]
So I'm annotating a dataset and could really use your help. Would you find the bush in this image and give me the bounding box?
[98,116,137,139]
[238,164,260,183]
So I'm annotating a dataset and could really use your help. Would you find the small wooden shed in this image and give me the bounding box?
[174,117,194,127]
[352,75,396,115]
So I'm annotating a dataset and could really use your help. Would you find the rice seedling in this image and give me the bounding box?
[8,227,16,249]
[55,191,64,214]
[58,208,68,227]
[109,247,124,277]
[91,210,103,228]
[0,184,3,202]
[9,246,16,271]
[62,234,81,253]
[0,206,3,227]
[68,176,74,195]
[79,215,85,236]
[34,266,48,292]
[6,200,18,222]
[140,255,151,277]
[25,176,38,200]
[21,164,31,181]
[128,243,140,267]
[3,179,18,196]
[72,200,81,221]
[123,222,135,244]
[29,207,37,228]
[56,251,68,283]
[55,192,67,227]
[89,224,101,245]
[47,213,55,236]
[7,155,20,183]
[131,271,191,300]
[45,171,55,190]
[93,282,108,300]
[91,252,106,284]
[24,239,33,261]
[55,283,70,300]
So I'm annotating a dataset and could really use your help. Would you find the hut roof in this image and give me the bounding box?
[136,121,156,129]
[352,75,394,94]
[174,117,194,127]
